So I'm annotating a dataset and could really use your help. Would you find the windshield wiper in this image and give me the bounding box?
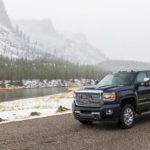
[97,84,116,88]
[97,84,125,88]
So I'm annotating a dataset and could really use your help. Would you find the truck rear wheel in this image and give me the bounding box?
[119,104,135,129]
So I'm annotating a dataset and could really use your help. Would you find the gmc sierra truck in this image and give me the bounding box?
[72,71,150,129]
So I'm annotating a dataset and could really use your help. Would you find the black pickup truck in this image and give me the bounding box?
[72,71,150,129]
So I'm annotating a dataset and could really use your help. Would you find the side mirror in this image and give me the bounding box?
[95,80,99,85]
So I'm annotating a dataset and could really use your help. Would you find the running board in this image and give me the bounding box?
[141,111,150,115]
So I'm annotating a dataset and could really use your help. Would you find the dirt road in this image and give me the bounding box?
[0,113,150,150]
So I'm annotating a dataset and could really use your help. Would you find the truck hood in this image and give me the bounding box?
[76,84,134,93]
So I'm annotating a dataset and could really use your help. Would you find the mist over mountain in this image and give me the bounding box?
[0,0,106,64]
[1,0,150,70]
[99,60,150,71]
[14,19,107,64]
[15,20,59,42]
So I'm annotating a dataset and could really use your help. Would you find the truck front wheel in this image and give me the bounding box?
[119,104,135,129]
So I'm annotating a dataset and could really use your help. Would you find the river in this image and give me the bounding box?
[0,87,67,102]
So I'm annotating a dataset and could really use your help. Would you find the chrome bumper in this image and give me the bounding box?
[74,111,101,120]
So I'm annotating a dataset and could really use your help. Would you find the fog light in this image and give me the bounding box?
[106,109,113,115]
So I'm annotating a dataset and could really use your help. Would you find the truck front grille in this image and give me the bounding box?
[75,93,102,107]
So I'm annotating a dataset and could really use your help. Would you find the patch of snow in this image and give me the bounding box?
[0,79,95,89]
[0,96,73,122]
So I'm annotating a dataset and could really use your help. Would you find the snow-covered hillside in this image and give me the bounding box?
[14,20,107,64]
[0,0,106,64]
[0,24,49,59]
[0,0,12,30]
[0,0,52,60]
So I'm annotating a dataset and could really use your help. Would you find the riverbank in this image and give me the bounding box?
[0,87,79,123]
[0,79,95,89]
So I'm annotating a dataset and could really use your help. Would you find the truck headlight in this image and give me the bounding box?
[103,92,116,101]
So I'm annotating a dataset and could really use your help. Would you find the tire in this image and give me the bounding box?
[119,104,135,129]
[79,120,92,125]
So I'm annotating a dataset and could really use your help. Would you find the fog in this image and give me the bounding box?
[4,0,150,62]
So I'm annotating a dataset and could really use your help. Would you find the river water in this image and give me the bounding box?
[0,87,67,102]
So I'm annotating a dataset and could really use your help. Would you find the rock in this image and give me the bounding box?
[30,112,41,116]
[0,118,5,122]
[56,106,70,113]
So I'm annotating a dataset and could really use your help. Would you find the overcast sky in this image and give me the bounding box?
[4,0,150,62]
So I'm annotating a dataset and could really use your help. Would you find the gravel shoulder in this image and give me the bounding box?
[0,113,150,150]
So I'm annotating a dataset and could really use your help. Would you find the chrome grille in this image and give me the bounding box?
[75,92,103,107]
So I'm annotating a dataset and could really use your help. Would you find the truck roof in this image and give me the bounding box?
[115,70,150,74]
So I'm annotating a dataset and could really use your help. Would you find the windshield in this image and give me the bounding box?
[97,73,136,87]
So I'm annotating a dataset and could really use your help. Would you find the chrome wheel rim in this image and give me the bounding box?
[123,108,134,126]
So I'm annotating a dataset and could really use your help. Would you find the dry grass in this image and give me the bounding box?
[0,105,6,111]
[48,86,81,99]
[0,88,23,93]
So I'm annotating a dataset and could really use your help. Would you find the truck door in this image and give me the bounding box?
[136,72,150,110]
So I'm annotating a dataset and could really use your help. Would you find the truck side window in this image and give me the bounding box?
[136,72,147,83]
[146,72,150,78]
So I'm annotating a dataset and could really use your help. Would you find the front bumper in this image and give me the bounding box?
[72,101,120,122]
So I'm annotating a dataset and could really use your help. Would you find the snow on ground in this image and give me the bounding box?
[0,90,75,122]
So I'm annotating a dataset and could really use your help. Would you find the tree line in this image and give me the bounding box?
[0,56,108,81]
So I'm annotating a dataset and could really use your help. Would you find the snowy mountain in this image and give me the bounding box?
[0,0,52,60]
[0,24,49,59]
[0,0,106,64]
[0,0,12,30]
[14,20,107,64]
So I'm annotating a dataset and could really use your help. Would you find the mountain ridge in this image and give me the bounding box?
[14,19,107,64]
[1,0,150,69]
[0,0,107,64]
[0,0,13,30]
